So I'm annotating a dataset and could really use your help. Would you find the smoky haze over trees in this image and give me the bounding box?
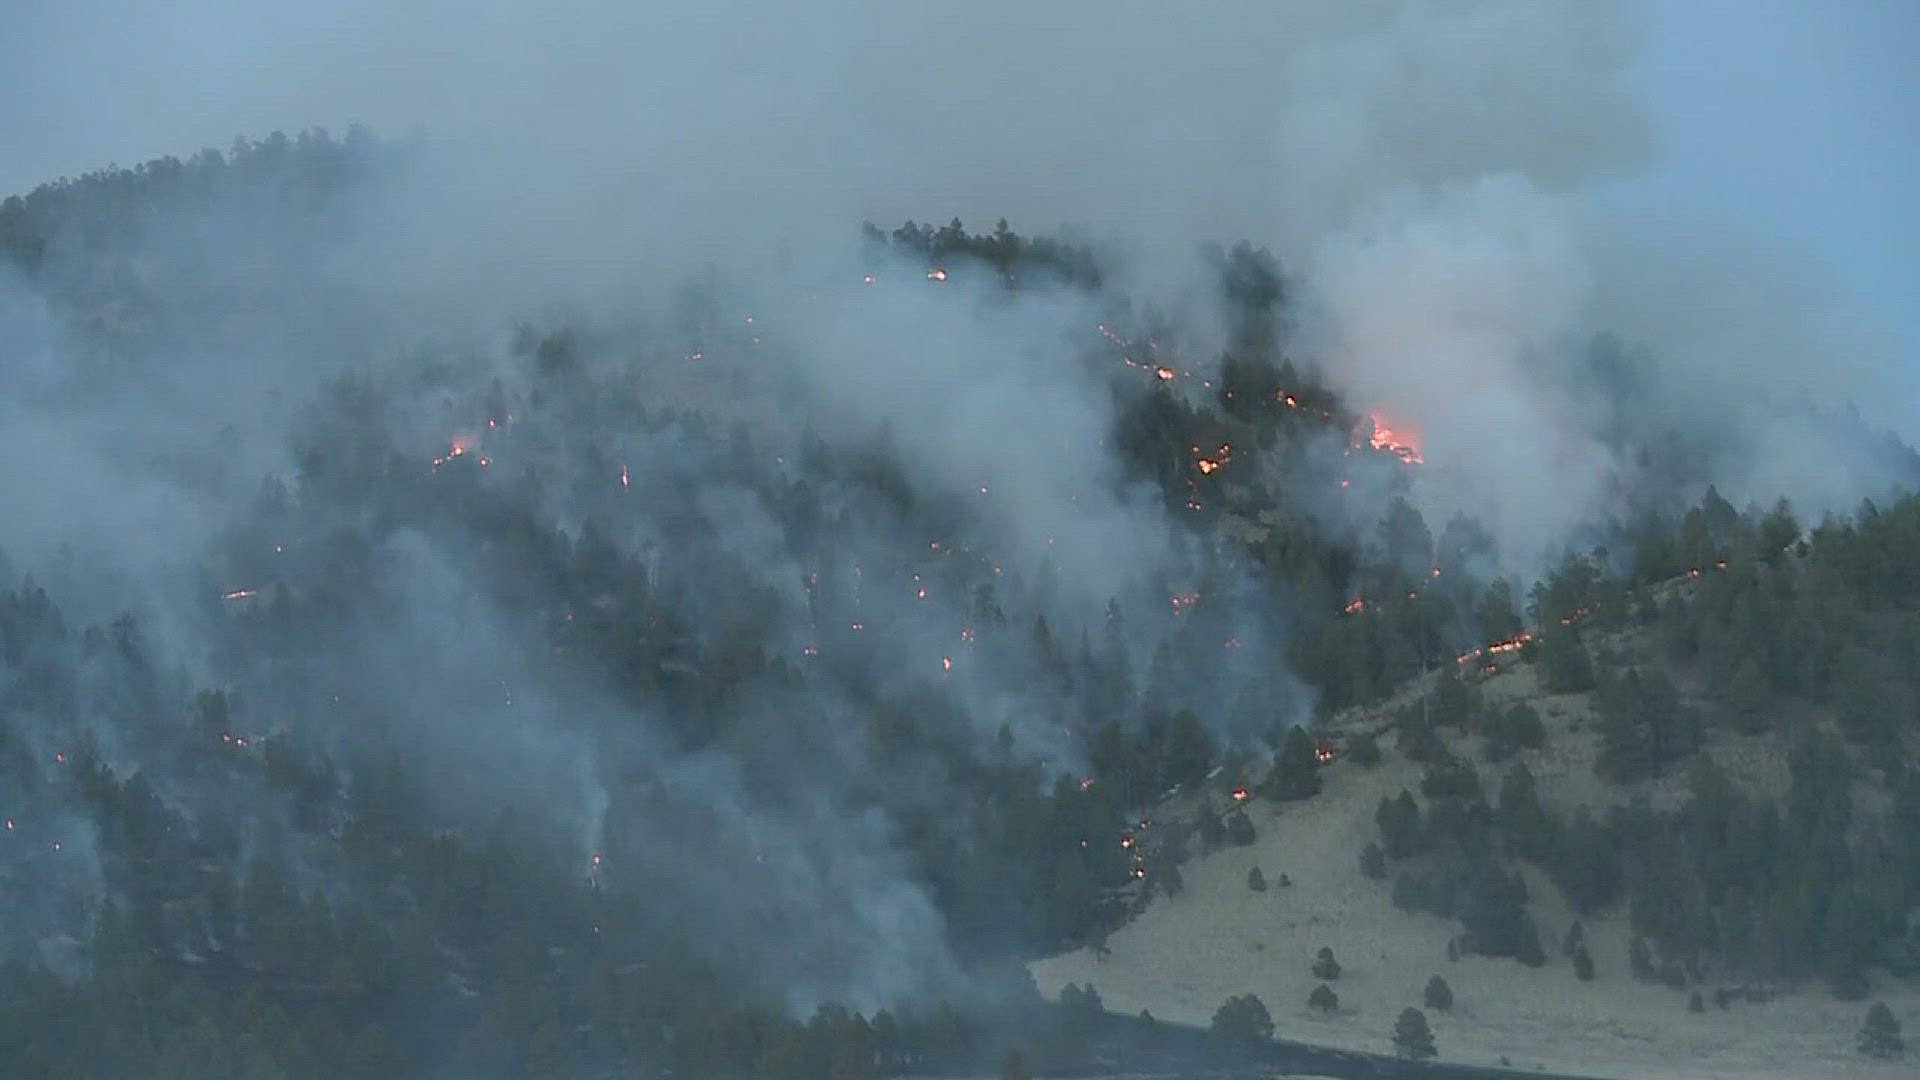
[0,3,1915,1078]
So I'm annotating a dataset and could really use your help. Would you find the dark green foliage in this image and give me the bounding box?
[1266,726,1323,801]
[1360,841,1387,881]
[1481,702,1547,759]
[1223,810,1256,847]
[1058,983,1103,1011]
[1347,730,1382,768]
[1392,1007,1437,1059]
[1629,937,1655,982]
[1419,758,1483,803]
[1858,1002,1905,1058]
[1209,995,1273,1043]
[1594,669,1700,780]
[1376,790,1424,860]
[10,136,1920,1080]
[1309,984,1339,1015]
[1396,710,1446,763]
[1427,674,1478,729]
[1247,867,1267,892]
[1423,976,1454,1012]
[1312,946,1341,981]
[1536,629,1596,693]
[1573,945,1595,981]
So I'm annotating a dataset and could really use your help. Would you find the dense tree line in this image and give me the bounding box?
[1361,490,1920,998]
[6,132,1918,1077]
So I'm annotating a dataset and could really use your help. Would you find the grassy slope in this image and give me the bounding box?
[1032,637,1917,1080]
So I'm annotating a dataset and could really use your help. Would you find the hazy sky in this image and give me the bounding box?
[1610,0,1919,409]
[2,1,1912,410]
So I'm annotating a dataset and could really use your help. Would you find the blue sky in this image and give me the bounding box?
[1619,0,1918,404]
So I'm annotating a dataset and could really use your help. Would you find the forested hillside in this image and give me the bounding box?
[0,131,1913,1079]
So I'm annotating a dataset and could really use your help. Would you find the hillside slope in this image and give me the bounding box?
[1032,650,1919,1079]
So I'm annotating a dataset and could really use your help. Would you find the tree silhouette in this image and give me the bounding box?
[1393,1007,1437,1059]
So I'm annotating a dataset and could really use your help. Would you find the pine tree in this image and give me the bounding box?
[1209,994,1273,1043]
[1309,984,1339,1015]
[1858,1002,1905,1058]
[1360,841,1387,881]
[1423,976,1453,1012]
[1573,945,1595,982]
[1312,947,1341,980]
[1392,1008,1437,1059]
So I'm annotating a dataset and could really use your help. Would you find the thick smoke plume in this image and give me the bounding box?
[1,0,1912,1043]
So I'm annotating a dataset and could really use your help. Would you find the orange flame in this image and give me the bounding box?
[1360,413,1424,464]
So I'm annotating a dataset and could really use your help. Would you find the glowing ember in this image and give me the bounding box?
[54,752,65,764]
[960,626,975,643]
[1154,366,1176,381]
[863,275,874,284]
[1359,413,1424,464]
[1457,631,1535,666]
[1119,834,1135,849]
[1133,867,1147,879]
[1344,597,1366,615]
[1170,591,1200,613]
[1080,777,1096,791]
[1231,787,1250,802]
[851,621,865,632]
[620,464,630,489]
[591,853,603,868]
[942,656,952,673]
[802,645,819,657]
[1280,392,1299,408]
[4,820,11,831]
[1315,743,1335,764]
[927,268,948,281]
[1339,479,1351,489]
[1197,458,1221,475]
[222,589,257,601]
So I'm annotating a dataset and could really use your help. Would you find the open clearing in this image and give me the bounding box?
[1032,659,1918,1080]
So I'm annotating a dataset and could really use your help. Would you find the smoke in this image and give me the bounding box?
[0,0,1912,1042]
